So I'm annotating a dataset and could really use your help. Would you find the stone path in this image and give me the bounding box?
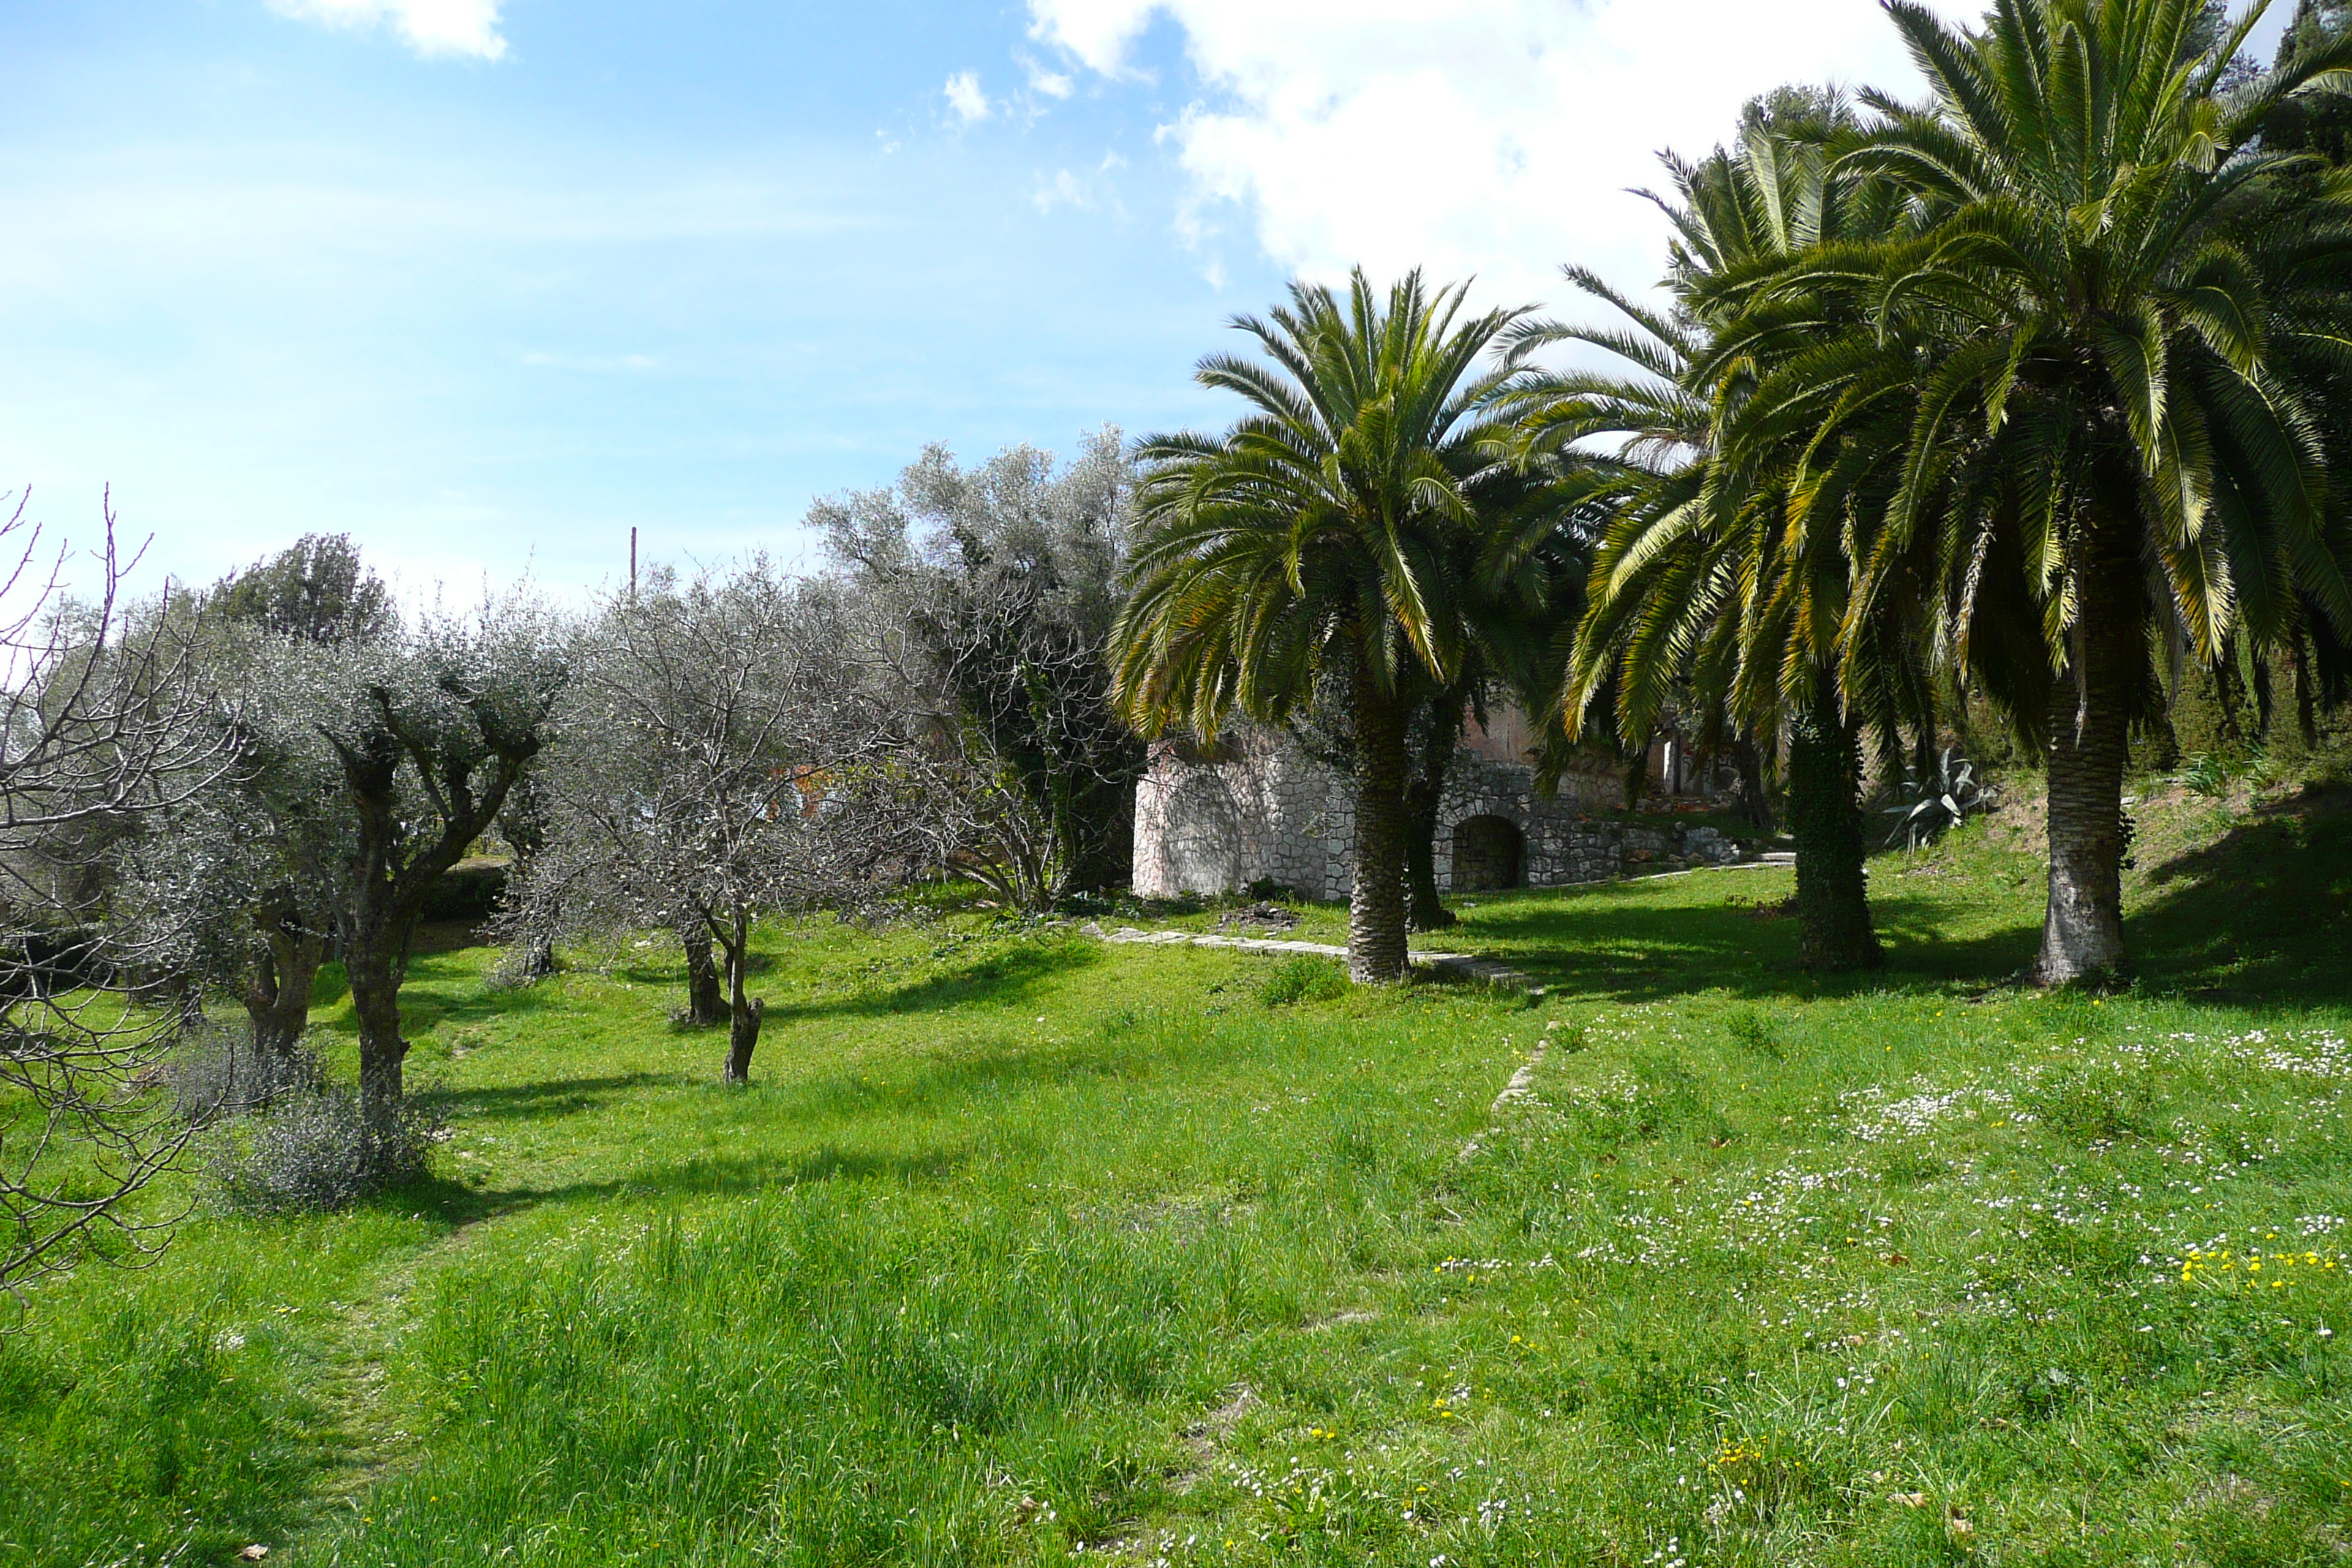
[1089,851,1799,988]
[1458,1030,1553,1163]
[1090,924,1541,992]
[1624,850,1794,881]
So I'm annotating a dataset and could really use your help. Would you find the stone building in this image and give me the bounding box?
[1131,706,1745,900]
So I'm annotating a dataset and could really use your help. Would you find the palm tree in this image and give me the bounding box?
[1765,0,2352,984]
[1515,97,1919,970]
[1113,270,1534,982]
[1401,462,1599,933]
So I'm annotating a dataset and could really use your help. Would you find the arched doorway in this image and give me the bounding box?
[1450,815,1524,892]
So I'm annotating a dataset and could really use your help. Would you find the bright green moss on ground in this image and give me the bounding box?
[4,782,2351,1565]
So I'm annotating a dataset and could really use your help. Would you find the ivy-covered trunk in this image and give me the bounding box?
[1347,667,1413,984]
[1733,733,1776,834]
[2034,516,2138,987]
[1786,674,1882,972]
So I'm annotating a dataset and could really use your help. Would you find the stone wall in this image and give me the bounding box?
[1131,728,1745,900]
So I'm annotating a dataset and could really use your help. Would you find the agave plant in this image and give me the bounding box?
[1884,749,1993,849]
[2172,753,2234,799]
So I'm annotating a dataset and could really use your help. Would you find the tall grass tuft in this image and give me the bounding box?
[1258,955,1349,1007]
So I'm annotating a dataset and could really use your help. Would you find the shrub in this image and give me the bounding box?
[167,1025,322,1123]
[211,1085,444,1215]
[1259,956,1349,1006]
[1882,749,1994,848]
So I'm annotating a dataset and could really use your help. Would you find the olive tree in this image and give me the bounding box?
[514,562,931,1083]
[817,432,1142,907]
[118,652,350,1062]
[132,541,401,1058]
[301,597,568,1149]
[1,493,236,1294]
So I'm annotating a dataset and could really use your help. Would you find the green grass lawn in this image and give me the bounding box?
[4,782,2351,1566]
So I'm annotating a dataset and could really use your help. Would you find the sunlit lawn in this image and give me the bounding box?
[4,783,2351,1566]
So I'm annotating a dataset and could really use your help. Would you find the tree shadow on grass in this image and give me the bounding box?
[1460,788,2350,1011]
[1456,881,2040,1003]
[421,1072,698,1123]
[509,1142,979,1210]
[614,949,782,987]
[769,1030,1218,1123]
[761,938,1104,1025]
[2131,785,2352,1003]
[380,1142,981,1229]
[309,953,564,1042]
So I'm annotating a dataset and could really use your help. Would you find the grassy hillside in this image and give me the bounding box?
[3,780,2349,1566]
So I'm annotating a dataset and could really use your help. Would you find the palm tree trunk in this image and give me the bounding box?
[1348,673,1413,984]
[2034,530,2138,986]
[1403,690,1464,932]
[1787,674,1883,972]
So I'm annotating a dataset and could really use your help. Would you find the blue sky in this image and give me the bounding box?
[1,1,2295,601]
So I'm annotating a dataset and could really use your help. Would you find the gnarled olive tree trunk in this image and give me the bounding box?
[717,909,764,1084]
[241,910,325,1060]
[326,700,544,1169]
[680,922,725,1026]
[1786,674,1882,973]
[1347,667,1413,985]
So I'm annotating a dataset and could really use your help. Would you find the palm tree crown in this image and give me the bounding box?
[1508,96,1917,968]
[1113,269,1536,981]
[1713,0,2352,982]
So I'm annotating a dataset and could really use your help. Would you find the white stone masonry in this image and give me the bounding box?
[1131,727,1745,900]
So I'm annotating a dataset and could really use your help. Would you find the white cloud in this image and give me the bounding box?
[1028,0,1986,308]
[1025,59,1077,99]
[270,0,508,61]
[1029,0,1159,79]
[944,70,993,124]
[1035,168,1091,212]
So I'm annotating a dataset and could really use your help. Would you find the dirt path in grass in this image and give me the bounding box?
[294,1213,494,1528]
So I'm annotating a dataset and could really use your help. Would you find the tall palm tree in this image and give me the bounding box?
[1762,0,2352,984]
[1400,460,1601,933]
[1113,270,1534,982]
[1515,97,1920,970]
